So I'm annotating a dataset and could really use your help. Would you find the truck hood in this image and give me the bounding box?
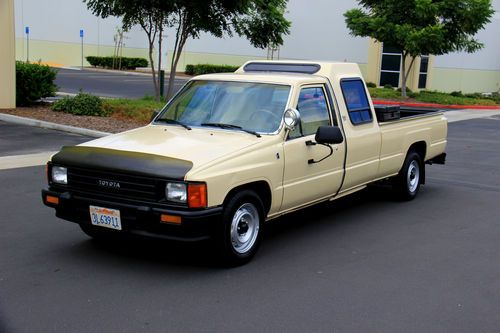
[80,125,264,169]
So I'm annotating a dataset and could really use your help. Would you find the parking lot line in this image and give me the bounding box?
[0,151,56,170]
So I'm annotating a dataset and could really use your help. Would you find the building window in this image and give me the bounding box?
[340,79,372,125]
[418,55,429,89]
[379,44,402,87]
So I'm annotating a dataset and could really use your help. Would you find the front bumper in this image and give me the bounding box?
[42,189,222,241]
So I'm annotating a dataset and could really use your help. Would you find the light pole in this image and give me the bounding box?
[80,29,84,69]
[25,26,30,63]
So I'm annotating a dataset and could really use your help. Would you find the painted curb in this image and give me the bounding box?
[0,113,111,138]
[373,99,500,110]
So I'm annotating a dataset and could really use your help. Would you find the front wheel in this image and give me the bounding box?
[215,190,264,266]
[393,151,423,201]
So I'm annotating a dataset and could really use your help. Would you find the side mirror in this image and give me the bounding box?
[150,110,160,122]
[315,126,343,145]
[283,108,300,130]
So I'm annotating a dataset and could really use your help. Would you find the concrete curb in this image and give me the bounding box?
[62,66,193,79]
[0,113,111,138]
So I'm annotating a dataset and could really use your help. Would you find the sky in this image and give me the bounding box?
[14,0,500,70]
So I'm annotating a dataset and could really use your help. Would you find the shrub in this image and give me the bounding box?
[366,82,377,88]
[16,61,57,106]
[397,87,413,93]
[185,64,239,75]
[86,56,148,70]
[53,92,109,116]
[464,92,483,99]
[450,91,464,97]
[383,84,393,89]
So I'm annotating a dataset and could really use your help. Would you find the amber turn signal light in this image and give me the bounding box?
[161,214,182,225]
[188,183,207,208]
[46,195,59,205]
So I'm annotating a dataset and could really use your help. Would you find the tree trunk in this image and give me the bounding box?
[400,52,417,98]
[157,25,163,102]
[166,12,187,100]
[139,17,159,101]
[401,52,407,97]
[148,40,159,100]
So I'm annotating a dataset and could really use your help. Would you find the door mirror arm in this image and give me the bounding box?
[307,126,344,164]
[308,144,333,164]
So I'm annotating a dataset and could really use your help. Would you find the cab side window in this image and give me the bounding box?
[289,87,331,139]
[340,79,372,125]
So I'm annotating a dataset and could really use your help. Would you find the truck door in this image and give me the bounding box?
[337,78,382,190]
[281,85,346,211]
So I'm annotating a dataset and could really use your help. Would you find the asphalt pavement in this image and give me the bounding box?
[55,68,188,99]
[1,116,500,332]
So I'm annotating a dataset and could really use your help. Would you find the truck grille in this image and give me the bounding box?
[66,167,163,201]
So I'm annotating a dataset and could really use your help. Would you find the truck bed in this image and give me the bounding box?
[374,105,443,123]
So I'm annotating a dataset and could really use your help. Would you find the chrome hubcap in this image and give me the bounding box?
[407,160,420,193]
[230,203,260,254]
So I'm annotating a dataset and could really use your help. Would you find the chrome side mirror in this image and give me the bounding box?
[283,108,300,130]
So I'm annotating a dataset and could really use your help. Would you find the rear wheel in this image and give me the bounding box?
[215,190,264,266]
[393,151,423,201]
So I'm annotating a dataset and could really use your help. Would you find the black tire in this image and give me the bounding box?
[214,190,265,266]
[393,150,423,201]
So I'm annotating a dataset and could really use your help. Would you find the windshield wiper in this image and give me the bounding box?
[201,123,261,138]
[155,118,192,130]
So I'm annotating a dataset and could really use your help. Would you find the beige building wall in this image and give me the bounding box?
[15,38,150,68]
[14,38,267,72]
[0,0,16,109]
[429,68,500,93]
[365,39,436,92]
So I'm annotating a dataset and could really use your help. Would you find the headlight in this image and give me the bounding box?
[165,182,187,203]
[51,166,68,184]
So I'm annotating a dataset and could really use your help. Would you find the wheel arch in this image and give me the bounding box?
[407,141,426,184]
[223,181,272,216]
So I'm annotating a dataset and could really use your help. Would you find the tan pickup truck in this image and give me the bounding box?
[42,60,447,265]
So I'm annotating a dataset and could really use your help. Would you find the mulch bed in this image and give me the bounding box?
[0,106,147,133]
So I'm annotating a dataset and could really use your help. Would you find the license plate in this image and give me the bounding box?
[89,205,122,231]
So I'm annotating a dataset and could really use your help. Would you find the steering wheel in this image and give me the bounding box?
[250,108,281,124]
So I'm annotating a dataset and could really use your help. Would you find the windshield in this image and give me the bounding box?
[157,80,291,133]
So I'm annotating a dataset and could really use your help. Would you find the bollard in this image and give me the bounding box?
[160,70,165,98]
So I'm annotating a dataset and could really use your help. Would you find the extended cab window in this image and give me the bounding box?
[289,87,331,138]
[340,79,372,125]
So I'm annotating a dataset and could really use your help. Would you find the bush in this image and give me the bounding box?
[397,87,413,93]
[53,92,109,116]
[366,82,377,88]
[16,61,57,106]
[86,56,148,70]
[185,64,239,76]
[383,84,394,89]
[450,91,464,97]
[464,92,484,99]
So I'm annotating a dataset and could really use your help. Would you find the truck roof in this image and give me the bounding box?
[194,60,363,85]
[193,72,327,86]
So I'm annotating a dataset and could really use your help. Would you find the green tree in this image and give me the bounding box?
[85,0,290,100]
[165,0,290,98]
[344,0,494,97]
[85,0,174,101]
